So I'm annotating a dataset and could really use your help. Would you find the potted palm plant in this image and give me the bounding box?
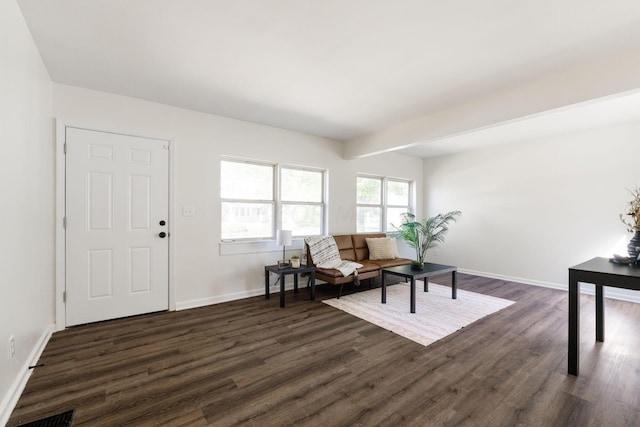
[393,211,461,270]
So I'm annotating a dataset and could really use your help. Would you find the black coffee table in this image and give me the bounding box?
[381,263,457,313]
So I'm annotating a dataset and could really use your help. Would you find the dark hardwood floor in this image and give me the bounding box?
[8,274,640,426]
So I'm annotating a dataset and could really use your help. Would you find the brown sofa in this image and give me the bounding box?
[306,233,411,298]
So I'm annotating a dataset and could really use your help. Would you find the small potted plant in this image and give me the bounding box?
[392,211,461,270]
[290,254,301,268]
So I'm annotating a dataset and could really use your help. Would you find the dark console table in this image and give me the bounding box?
[265,264,315,308]
[568,257,640,375]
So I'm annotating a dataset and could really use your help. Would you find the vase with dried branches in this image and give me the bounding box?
[620,185,640,260]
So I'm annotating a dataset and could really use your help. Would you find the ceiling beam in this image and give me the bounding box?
[344,47,640,159]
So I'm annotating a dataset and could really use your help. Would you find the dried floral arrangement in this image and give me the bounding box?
[620,186,640,232]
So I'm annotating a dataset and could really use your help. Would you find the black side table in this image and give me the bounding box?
[265,264,316,308]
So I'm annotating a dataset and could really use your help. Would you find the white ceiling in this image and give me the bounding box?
[17,0,640,157]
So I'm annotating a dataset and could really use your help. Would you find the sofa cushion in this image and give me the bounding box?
[315,266,380,285]
[333,234,357,261]
[366,237,400,260]
[316,262,381,278]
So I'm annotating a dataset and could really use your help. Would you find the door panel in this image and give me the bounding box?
[88,172,113,230]
[130,175,151,229]
[66,127,169,326]
[129,247,151,293]
[88,249,113,298]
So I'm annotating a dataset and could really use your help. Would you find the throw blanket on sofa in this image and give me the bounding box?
[304,235,362,278]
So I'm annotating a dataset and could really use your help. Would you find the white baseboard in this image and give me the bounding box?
[175,281,309,311]
[177,288,265,311]
[460,269,640,304]
[0,324,55,426]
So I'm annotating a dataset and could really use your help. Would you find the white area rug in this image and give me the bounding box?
[323,282,515,347]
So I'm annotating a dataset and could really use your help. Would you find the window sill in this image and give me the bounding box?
[219,238,305,256]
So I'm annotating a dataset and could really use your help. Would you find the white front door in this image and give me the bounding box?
[65,127,169,326]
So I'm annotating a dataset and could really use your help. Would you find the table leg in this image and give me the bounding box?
[310,271,316,301]
[410,277,416,313]
[294,274,299,294]
[265,269,270,300]
[381,271,387,304]
[280,274,286,308]
[424,277,429,292]
[568,271,579,376]
[452,270,457,299]
[596,285,604,342]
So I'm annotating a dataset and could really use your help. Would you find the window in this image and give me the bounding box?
[356,175,412,232]
[386,179,411,231]
[221,160,274,240]
[281,167,324,236]
[221,159,325,240]
[356,176,382,232]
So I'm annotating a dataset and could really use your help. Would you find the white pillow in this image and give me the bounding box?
[366,237,400,260]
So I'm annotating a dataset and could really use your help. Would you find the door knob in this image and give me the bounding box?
[159,232,167,238]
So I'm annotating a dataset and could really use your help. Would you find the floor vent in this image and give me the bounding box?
[21,410,74,427]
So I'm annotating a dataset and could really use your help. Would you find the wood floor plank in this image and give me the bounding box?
[8,274,640,426]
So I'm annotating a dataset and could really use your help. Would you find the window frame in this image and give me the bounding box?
[356,174,413,233]
[221,157,327,242]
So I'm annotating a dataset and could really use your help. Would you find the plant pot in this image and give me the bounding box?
[291,258,301,268]
[410,262,424,271]
[628,230,640,262]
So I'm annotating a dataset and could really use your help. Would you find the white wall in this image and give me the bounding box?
[0,0,54,422]
[424,121,640,301]
[53,84,423,308]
